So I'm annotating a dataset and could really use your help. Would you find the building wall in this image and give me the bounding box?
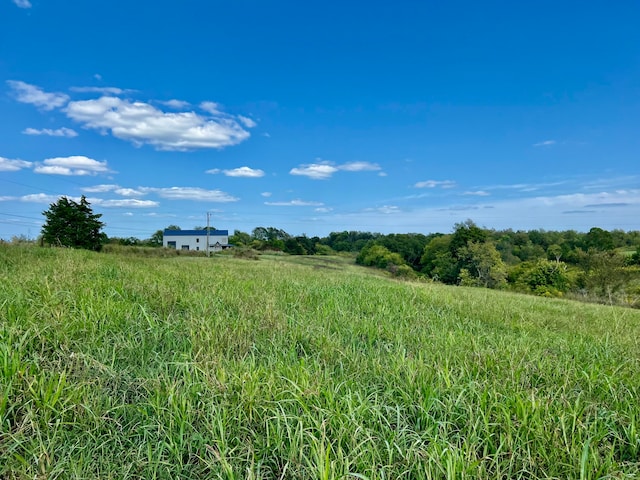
[163,230,229,252]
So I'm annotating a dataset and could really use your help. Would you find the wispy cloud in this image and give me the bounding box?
[140,187,239,202]
[583,202,630,208]
[199,101,222,115]
[533,140,556,147]
[70,86,133,95]
[0,157,32,172]
[290,163,339,180]
[463,190,490,196]
[162,99,191,109]
[206,166,265,178]
[237,115,257,128]
[22,127,78,137]
[34,156,111,176]
[481,180,568,192]
[265,199,324,206]
[82,184,119,193]
[114,188,145,197]
[19,193,67,203]
[98,199,158,208]
[7,80,69,110]
[290,160,382,180]
[339,161,382,172]
[414,180,456,189]
[13,0,32,9]
[364,205,402,214]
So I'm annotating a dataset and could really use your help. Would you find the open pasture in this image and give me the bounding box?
[1,245,639,478]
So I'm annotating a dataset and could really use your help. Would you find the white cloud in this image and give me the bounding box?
[364,205,401,214]
[93,74,102,81]
[20,193,64,203]
[82,184,118,193]
[314,207,333,213]
[237,115,257,128]
[265,199,324,206]
[414,180,457,189]
[463,191,490,196]
[70,86,131,95]
[290,160,384,179]
[221,166,265,178]
[22,127,78,137]
[162,99,191,109]
[200,101,222,115]
[261,192,272,197]
[123,212,134,216]
[98,199,158,208]
[65,96,250,150]
[7,80,69,110]
[34,156,111,176]
[290,163,339,180]
[0,157,32,172]
[140,187,238,202]
[13,0,31,8]
[114,188,144,197]
[81,184,144,196]
[533,140,557,147]
[339,161,381,172]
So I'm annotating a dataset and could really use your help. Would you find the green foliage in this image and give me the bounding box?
[457,241,507,288]
[376,233,432,270]
[421,235,458,282]
[509,259,572,297]
[450,219,487,256]
[314,243,335,255]
[41,196,106,251]
[356,243,406,271]
[148,229,164,246]
[578,250,630,298]
[585,227,615,251]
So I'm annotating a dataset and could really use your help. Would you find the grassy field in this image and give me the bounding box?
[1,245,639,479]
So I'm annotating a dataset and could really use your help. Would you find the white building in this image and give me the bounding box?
[163,229,230,252]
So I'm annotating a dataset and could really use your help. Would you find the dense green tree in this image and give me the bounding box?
[585,227,615,251]
[377,233,432,270]
[457,241,507,288]
[420,235,458,283]
[41,196,106,251]
[450,220,487,256]
[356,243,406,270]
[509,259,571,296]
[149,230,164,246]
[579,250,629,298]
[229,230,252,246]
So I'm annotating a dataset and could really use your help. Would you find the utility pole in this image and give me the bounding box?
[206,212,211,257]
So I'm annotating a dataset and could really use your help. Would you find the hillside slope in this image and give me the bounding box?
[1,245,639,478]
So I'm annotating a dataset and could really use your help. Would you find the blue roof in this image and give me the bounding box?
[163,229,228,236]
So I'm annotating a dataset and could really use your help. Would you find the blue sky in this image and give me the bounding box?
[1,0,639,240]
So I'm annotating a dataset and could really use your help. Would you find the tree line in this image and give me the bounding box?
[33,196,640,306]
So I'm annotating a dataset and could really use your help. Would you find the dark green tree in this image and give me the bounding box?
[149,230,164,246]
[41,196,106,251]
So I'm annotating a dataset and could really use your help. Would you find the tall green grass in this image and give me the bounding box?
[1,244,639,478]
